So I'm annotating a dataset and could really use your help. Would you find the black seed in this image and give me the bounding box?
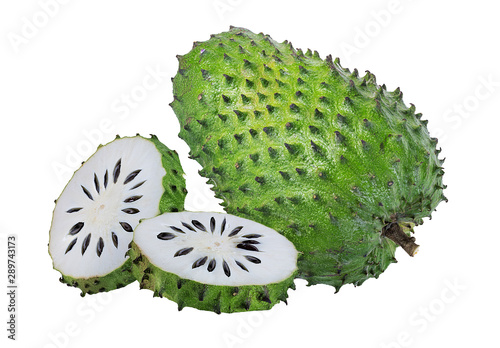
[130,180,146,190]
[69,222,84,235]
[235,260,249,272]
[237,243,259,252]
[124,169,141,185]
[65,238,77,254]
[112,232,119,248]
[94,173,100,194]
[120,222,133,232]
[228,226,243,237]
[122,208,140,214]
[245,255,261,264]
[174,247,194,257]
[222,94,230,103]
[220,218,226,235]
[66,207,82,213]
[242,234,262,239]
[124,195,142,203]
[181,222,196,232]
[192,220,206,232]
[81,234,91,255]
[81,185,93,201]
[192,256,208,269]
[157,232,176,240]
[103,170,108,188]
[113,159,121,184]
[223,260,231,277]
[207,259,216,272]
[241,240,260,245]
[210,217,216,233]
[96,237,104,257]
[170,226,185,233]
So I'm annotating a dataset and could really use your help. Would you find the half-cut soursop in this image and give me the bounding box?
[49,135,186,295]
[130,211,298,313]
[171,27,447,291]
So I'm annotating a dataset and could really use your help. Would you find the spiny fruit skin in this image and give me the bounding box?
[50,134,188,296]
[171,27,446,291]
[129,242,296,314]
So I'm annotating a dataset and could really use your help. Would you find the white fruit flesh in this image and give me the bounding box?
[49,137,166,278]
[133,212,298,286]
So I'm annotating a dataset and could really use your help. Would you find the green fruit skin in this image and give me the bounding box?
[51,135,188,296]
[171,27,446,291]
[129,242,296,313]
[58,258,136,296]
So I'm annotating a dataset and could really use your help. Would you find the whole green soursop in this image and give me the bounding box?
[171,27,446,291]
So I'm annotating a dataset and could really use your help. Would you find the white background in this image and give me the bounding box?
[1,1,499,347]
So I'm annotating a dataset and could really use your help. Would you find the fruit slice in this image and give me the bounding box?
[130,212,298,313]
[171,27,447,291]
[49,135,186,295]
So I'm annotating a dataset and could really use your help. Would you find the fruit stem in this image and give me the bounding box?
[382,222,419,257]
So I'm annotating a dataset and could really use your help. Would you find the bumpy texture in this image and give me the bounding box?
[129,243,296,314]
[171,27,447,291]
[49,135,187,296]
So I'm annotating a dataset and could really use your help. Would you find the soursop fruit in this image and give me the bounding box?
[130,212,297,313]
[49,135,187,295]
[171,27,447,291]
